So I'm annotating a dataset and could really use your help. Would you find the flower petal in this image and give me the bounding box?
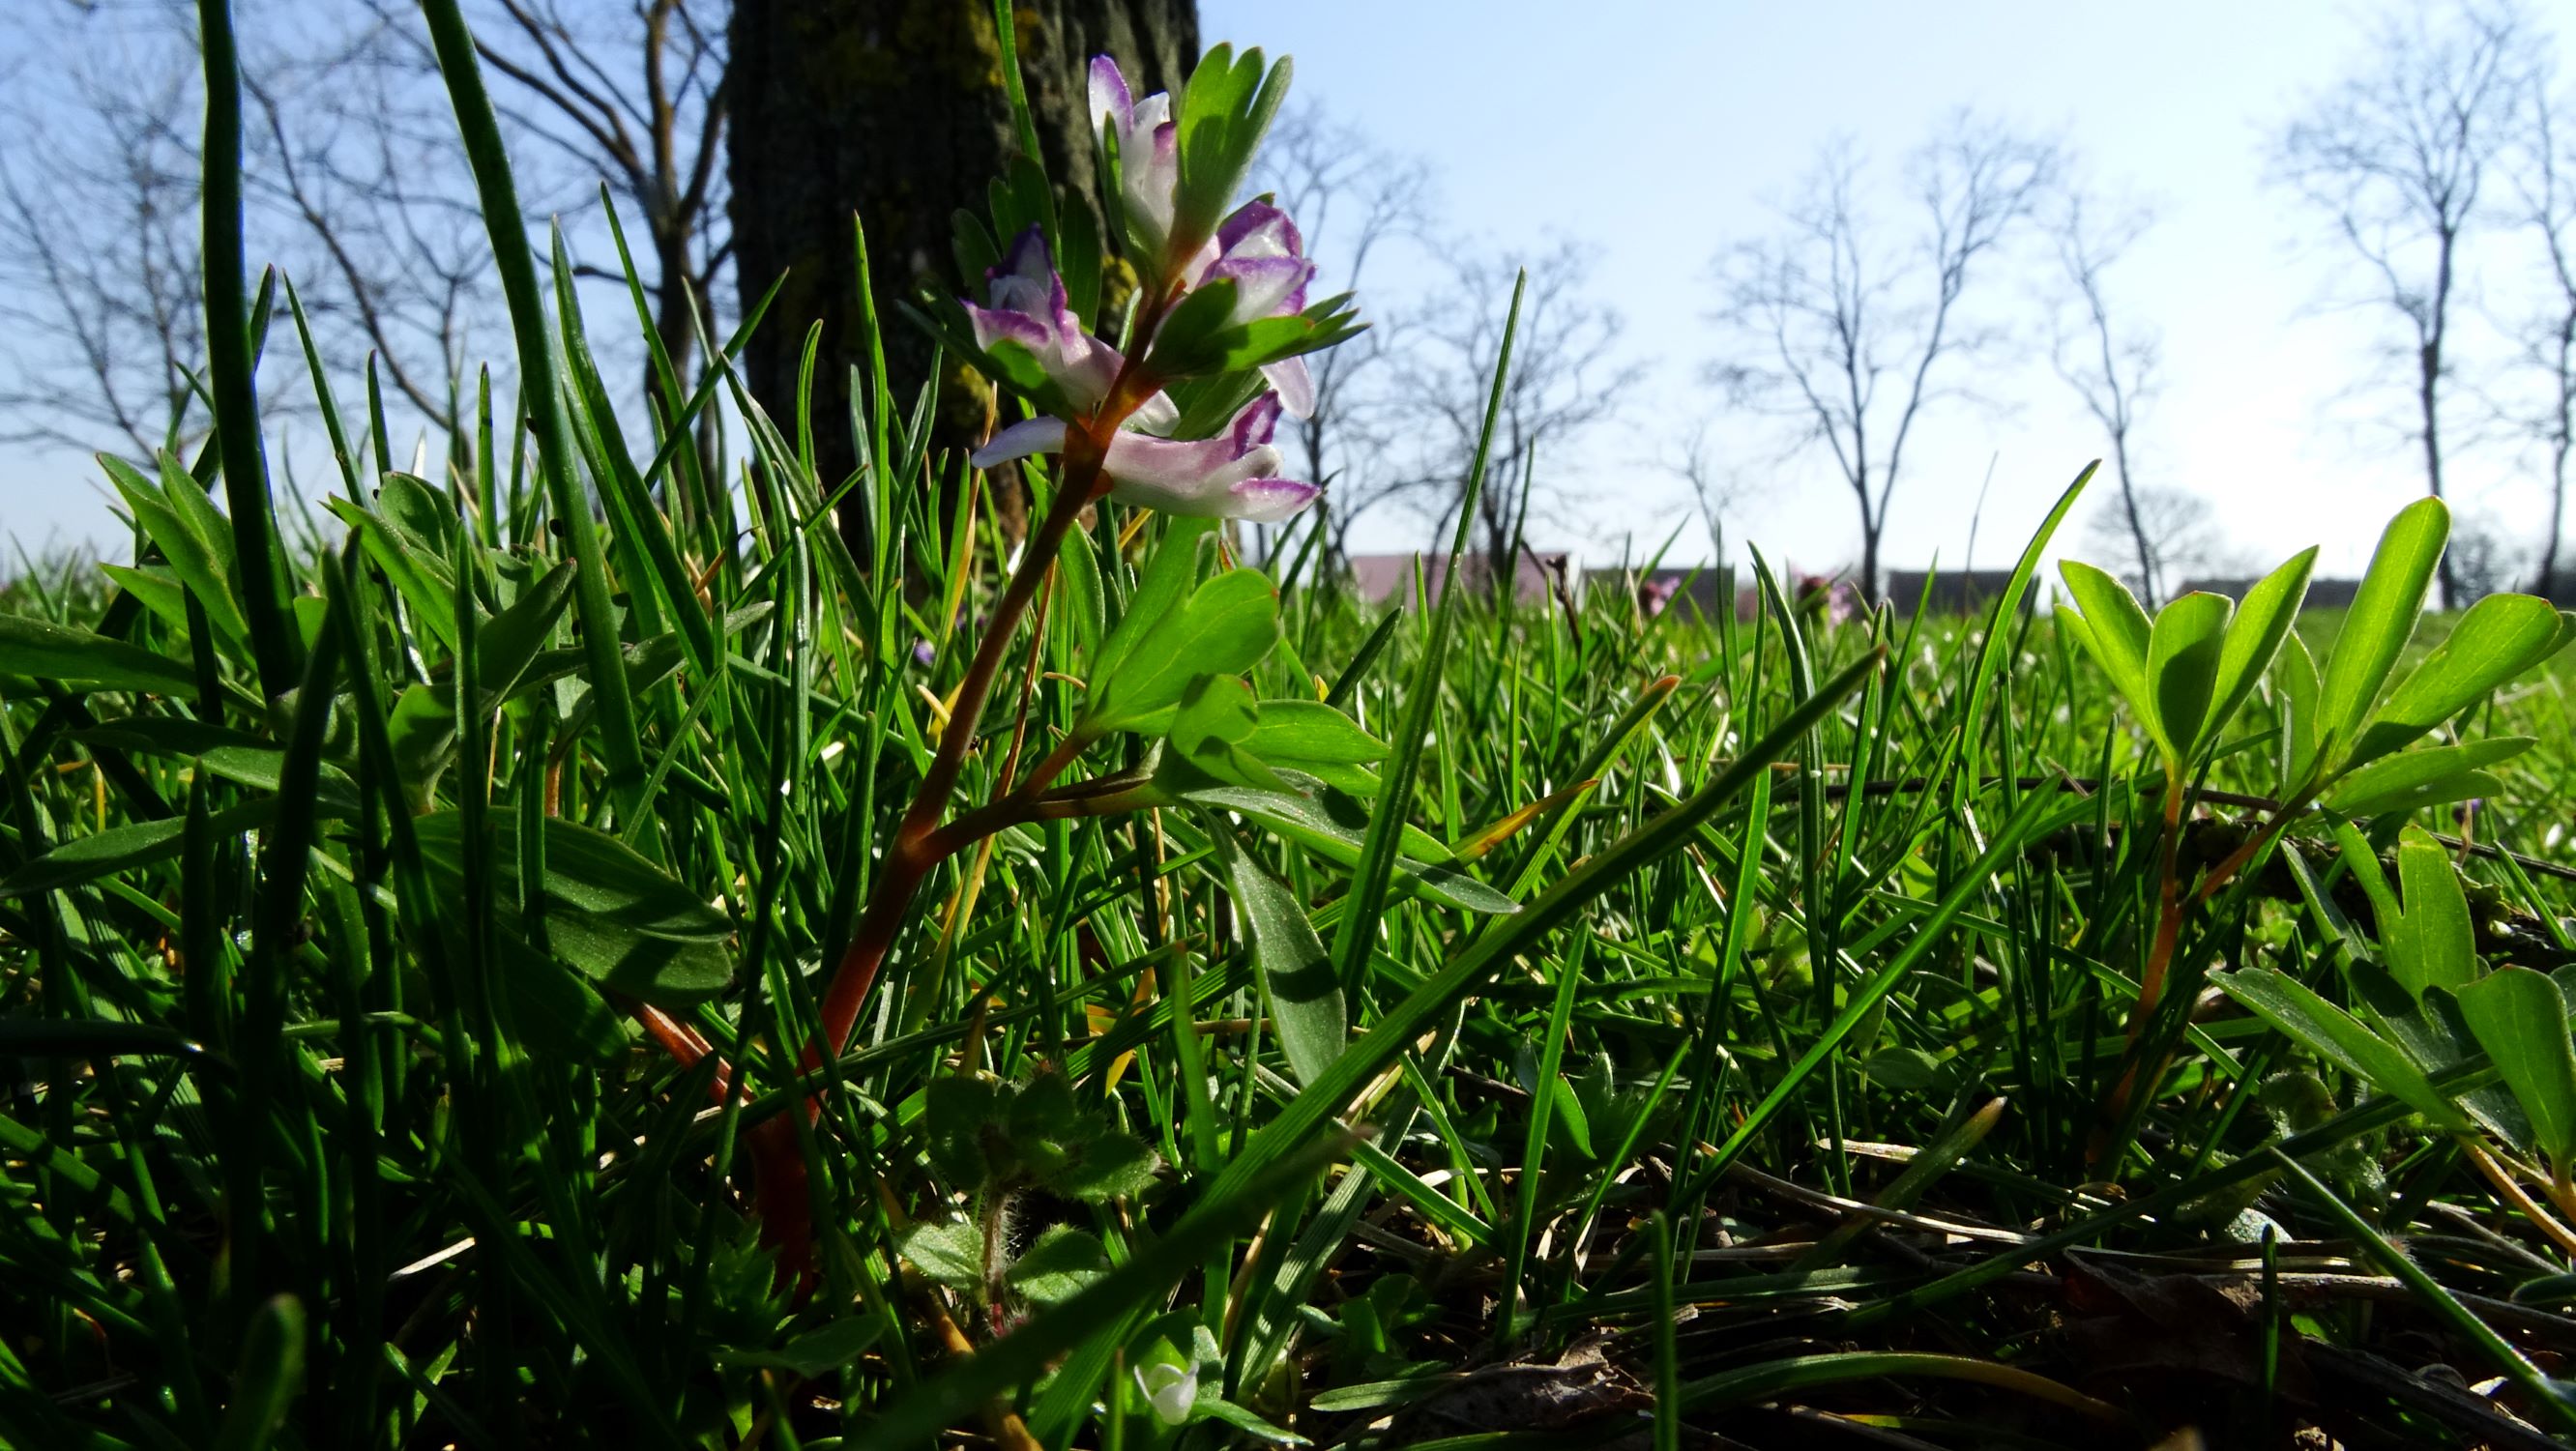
[962,301,1053,359]
[1128,390,1181,433]
[1101,432,1250,499]
[1216,200,1303,261]
[1123,121,1180,246]
[1098,398,1300,518]
[1225,478,1322,524]
[1206,254,1314,322]
[971,416,1068,469]
[1262,356,1316,421]
[1057,335,1122,409]
[1229,392,1284,450]
[1088,56,1133,139]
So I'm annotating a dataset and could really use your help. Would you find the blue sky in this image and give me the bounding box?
[1201,0,2576,578]
[8,2,2575,583]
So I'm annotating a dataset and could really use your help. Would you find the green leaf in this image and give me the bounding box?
[2349,594,2575,769]
[1087,566,1281,737]
[1,800,281,899]
[477,558,579,698]
[0,615,198,696]
[2058,561,2156,747]
[1047,1128,1157,1203]
[1097,516,1215,684]
[2317,495,2447,769]
[2326,737,2531,819]
[494,931,631,1064]
[100,452,251,652]
[1242,700,1389,798]
[324,496,460,654]
[378,560,579,805]
[1191,1394,1310,1443]
[1051,509,1106,672]
[2197,546,2316,758]
[878,1138,1345,1451]
[1006,1226,1112,1307]
[2389,827,2475,1001]
[209,1294,305,1451]
[1144,286,1365,381]
[1213,821,1346,1088]
[2333,815,2405,964]
[97,564,199,645]
[925,1076,1006,1190]
[2276,630,2322,786]
[413,813,735,1005]
[1166,44,1289,265]
[2145,592,2232,767]
[2454,968,2576,1171]
[898,1220,985,1291]
[1170,673,1261,763]
[2213,967,2470,1129]
[378,471,459,562]
[1008,1070,1083,1145]
[1173,780,1515,915]
[717,1318,886,1377]
[194,744,360,818]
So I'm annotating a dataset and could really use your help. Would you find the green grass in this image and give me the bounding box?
[10,479,2576,1446]
[9,8,2576,1450]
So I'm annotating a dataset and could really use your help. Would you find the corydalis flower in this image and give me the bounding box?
[1184,201,1318,417]
[1090,57,1180,262]
[963,228,1123,410]
[974,393,1318,525]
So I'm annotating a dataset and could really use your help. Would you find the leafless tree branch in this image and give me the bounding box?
[1708,115,2059,599]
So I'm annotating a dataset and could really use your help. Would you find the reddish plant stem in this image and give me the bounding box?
[805,345,1171,1057]
[2131,775,2190,1036]
[737,340,1181,1274]
[812,442,1103,1056]
[2094,774,2319,1164]
[633,266,1193,1286]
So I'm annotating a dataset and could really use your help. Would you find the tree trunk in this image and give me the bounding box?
[2112,433,2154,609]
[2544,431,2570,602]
[726,0,1198,564]
[2420,339,2457,610]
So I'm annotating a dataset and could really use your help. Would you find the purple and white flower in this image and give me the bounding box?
[1090,58,1181,263]
[1180,200,1320,418]
[963,227,1125,410]
[972,393,1319,524]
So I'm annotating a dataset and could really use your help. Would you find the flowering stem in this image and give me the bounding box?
[811,466,1100,1054]
[720,305,1190,1275]
[805,272,1181,1053]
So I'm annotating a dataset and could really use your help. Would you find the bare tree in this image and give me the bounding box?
[0,0,729,483]
[243,20,492,434]
[2276,0,2532,608]
[2449,509,2526,599]
[2050,191,2167,603]
[1668,421,1754,559]
[1379,241,1639,588]
[356,0,729,403]
[0,26,210,455]
[2080,485,2238,600]
[2508,71,2576,599]
[1251,102,1431,566]
[1709,115,2059,601]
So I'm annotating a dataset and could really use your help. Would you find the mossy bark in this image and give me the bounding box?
[728,0,1197,560]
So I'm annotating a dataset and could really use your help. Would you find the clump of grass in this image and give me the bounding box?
[7,4,2576,1449]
